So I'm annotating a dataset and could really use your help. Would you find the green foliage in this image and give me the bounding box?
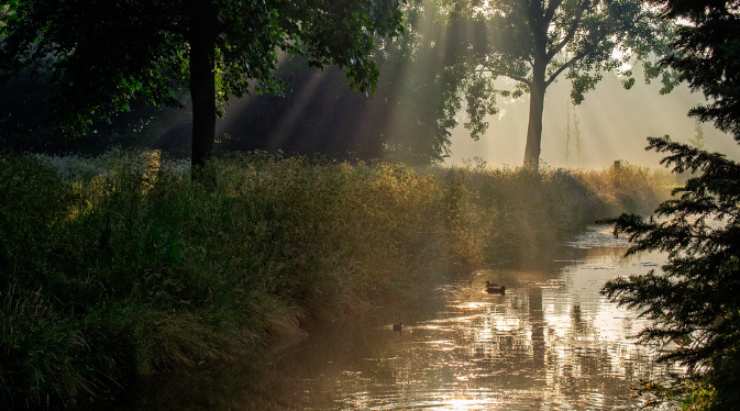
[0,0,403,137]
[601,1,740,408]
[0,151,669,409]
[602,136,740,410]
[433,0,678,140]
[652,0,740,139]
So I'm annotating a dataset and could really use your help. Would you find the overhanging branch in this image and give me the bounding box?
[475,67,531,86]
[544,0,564,24]
[506,74,532,86]
[546,0,590,61]
[546,50,588,86]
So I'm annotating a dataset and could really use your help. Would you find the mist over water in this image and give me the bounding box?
[231,226,680,410]
[448,74,740,168]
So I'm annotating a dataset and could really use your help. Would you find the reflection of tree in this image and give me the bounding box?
[571,303,596,337]
[222,258,674,410]
[571,304,583,332]
[529,287,545,368]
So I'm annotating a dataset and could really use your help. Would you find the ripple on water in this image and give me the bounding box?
[262,226,680,410]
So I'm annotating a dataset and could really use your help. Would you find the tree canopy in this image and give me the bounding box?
[430,0,677,169]
[0,0,404,165]
[654,0,740,139]
[216,1,477,164]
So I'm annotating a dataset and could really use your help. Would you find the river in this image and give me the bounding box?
[230,225,677,410]
[125,225,678,410]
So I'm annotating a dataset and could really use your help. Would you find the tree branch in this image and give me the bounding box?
[544,0,563,24]
[475,67,531,86]
[505,73,532,86]
[546,50,588,86]
[546,0,590,61]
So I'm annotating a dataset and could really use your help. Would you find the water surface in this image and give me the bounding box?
[253,225,676,410]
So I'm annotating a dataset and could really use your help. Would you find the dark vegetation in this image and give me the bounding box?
[0,0,738,409]
[0,153,669,408]
[604,139,740,410]
[602,0,740,409]
[0,0,403,166]
[0,0,676,168]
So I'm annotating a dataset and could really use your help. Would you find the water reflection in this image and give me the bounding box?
[248,226,677,410]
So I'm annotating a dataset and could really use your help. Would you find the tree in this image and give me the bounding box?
[603,0,740,408]
[0,0,404,167]
[603,137,740,408]
[212,1,481,164]
[658,0,740,140]
[452,0,676,169]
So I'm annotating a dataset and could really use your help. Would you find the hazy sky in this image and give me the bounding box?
[447,73,740,169]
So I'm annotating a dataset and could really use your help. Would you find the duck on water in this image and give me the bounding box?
[485,281,506,294]
[392,282,504,333]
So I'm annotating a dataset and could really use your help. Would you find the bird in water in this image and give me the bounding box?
[486,281,506,294]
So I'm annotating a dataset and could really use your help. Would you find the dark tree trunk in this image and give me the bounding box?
[524,61,546,171]
[523,2,549,172]
[189,0,218,169]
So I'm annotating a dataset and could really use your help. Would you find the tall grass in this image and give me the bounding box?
[0,151,672,409]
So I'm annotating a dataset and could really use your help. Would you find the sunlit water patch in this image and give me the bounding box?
[231,225,680,410]
[121,225,675,410]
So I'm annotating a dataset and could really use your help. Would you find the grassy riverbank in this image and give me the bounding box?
[0,151,673,409]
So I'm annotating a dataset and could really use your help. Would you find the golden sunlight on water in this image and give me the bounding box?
[255,226,678,410]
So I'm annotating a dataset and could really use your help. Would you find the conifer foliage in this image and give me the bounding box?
[603,136,740,408]
[603,136,739,363]
[602,2,740,408]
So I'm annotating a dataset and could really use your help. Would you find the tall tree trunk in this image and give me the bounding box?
[524,61,546,171]
[524,1,549,172]
[189,0,217,169]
